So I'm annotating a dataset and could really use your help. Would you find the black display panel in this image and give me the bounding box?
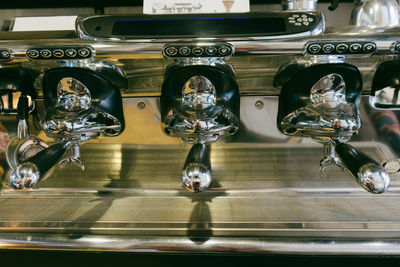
[111,17,286,37]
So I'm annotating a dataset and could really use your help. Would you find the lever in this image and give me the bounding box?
[16,94,29,139]
[182,143,212,192]
[328,0,340,11]
[9,140,71,190]
[334,142,390,194]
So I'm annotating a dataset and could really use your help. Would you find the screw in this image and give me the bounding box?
[137,101,146,110]
[255,100,264,109]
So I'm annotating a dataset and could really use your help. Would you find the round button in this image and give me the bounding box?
[179,47,191,56]
[27,49,39,59]
[336,43,348,53]
[322,44,335,53]
[0,50,10,59]
[165,47,178,56]
[363,42,376,53]
[205,46,217,56]
[78,48,90,57]
[218,46,231,56]
[53,49,64,58]
[66,49,77,58]
[308,44,322,54]
[40,49,51,58]
[395,43,400,52]
[349,43,362,53]
[192,47,204,56]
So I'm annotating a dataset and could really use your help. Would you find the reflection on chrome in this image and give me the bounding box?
[357,163,391,194]
[9,162,40,190]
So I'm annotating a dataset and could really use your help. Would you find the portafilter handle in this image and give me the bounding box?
[182,143,212,192]
[9,140,71,190]
[334,142,390,194]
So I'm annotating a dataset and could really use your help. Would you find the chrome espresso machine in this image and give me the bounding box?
[1,0,400,255]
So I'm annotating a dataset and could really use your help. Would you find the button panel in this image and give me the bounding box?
[163,43,234,58]
[287,13,316,28]
[26,47,93,60]
[306,41,376,55]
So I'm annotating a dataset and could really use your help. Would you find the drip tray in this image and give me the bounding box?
[1,142,400,255]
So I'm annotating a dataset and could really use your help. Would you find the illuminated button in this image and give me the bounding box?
[27,49,39,59]
[308,44,322,54]
[336,43,348,53]
[308,17,314,22]
[322,44,335,53]
[65,48,77,58]
[302,17,308,21]
[297,18,302,22]
[303,21,309,26]
[192,47,204,56]
[78,48,90,57]
[40,49,51,58]
[0,50,10,59]
[293,14,299,17]
[165,47,178,56]
[363,42,376,53]
[53,49,64,58]
[301,14,307,18]
[218,46,231,56]
[288,20,295,24]
[295,22,302,26]
[179,46,191,56]
[349,43,362,53]
[205,46,217,56]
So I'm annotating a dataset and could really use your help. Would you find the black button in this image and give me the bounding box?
[66,49,77,58]
[336,43,348,53]
[27,49,39,59]
[308,44,321,54]
[218,46,231,56]
[363,43,376,53]
[165,47,178,56]
[78,48,90,57]
[192,47,204,56]
[349,43,362,53]
[0,50,10,59]
[205,46,217,56]
[40,49,51,58]
[53,49,64,58]
[179,47,191,56]
[322,44,335,53]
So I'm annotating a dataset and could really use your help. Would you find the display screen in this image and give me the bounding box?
[111,17,286,37]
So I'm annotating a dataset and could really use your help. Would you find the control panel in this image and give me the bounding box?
[26,47,93,60]
[287,13,315,27]
[163,43,234,59]
[306,41,376,55]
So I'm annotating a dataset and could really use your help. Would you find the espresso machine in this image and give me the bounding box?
[1,0,400,257]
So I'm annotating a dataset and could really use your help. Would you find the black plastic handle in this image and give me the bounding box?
[17,94,29,120]
[24,141,70,177]
[328,0,340,11]
[183,143,211,171]
[335,142,390,193]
